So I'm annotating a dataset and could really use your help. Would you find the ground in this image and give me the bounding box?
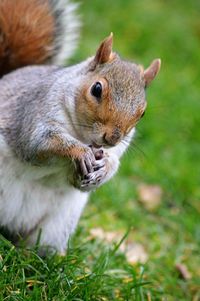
[0,0,200,300]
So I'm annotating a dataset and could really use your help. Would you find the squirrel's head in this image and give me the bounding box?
[75,33,161,147]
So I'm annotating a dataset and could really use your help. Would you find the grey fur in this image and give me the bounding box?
[0,54,145,167]
[0,1,149,176]
[49,0,81,65]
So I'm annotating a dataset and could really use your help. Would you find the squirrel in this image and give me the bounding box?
[0,0,161,254]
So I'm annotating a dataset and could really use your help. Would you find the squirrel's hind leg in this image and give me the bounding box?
[25,190,88,255]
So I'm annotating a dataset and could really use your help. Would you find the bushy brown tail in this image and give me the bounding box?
[0,0,79,77]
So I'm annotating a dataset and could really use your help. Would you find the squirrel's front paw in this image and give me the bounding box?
[73,147,119,191]
[80,158,108,191]
[73,146,106,191]
[75,148,96,177]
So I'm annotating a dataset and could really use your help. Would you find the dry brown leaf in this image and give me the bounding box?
[175,263,192,280]
[89,228,148,264]
[147,292,152,301]
[89,227,122,243]
[120,242,148,264]
[137,183,163,210]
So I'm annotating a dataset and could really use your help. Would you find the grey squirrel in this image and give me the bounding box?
[0,0,161,254]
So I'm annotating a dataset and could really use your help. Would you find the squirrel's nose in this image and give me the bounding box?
[103,128,121,146]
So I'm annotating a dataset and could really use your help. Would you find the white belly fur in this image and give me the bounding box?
[0,134,88,252]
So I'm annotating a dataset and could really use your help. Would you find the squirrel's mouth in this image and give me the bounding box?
[91,141,102,149]
[91,141,117,150]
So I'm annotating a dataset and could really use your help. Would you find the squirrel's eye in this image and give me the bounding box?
[91,82,102,99]
[141,111,145,118]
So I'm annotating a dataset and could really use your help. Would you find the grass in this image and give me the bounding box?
[1,0,200,300]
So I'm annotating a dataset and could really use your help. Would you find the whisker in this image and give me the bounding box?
[74,124,93,129]
[62,121,93,129]
[122,137,148,160]
[120,139,140,158]
[131,141,148,159]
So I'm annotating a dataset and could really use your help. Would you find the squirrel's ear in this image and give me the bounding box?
[94,33,114,65]
[144,59,161,87]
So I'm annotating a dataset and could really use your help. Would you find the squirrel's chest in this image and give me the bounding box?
[0,134,80,232]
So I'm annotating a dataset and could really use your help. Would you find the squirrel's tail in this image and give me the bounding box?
[0,0,80,77]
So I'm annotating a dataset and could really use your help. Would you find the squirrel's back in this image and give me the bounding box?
[0,0,80,77]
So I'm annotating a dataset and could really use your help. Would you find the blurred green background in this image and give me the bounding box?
[73,0,200,299]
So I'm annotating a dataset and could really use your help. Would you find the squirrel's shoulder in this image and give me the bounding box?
[0,66,61,114]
